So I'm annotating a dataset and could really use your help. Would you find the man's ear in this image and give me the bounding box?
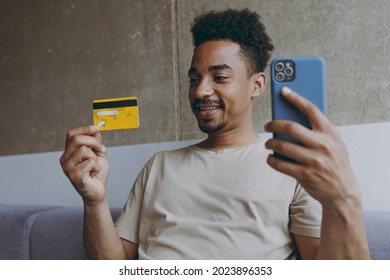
[251,72,267,98]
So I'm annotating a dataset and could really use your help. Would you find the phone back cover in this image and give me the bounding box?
[271,56,327,144]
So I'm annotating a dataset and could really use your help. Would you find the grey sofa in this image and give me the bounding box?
[0,204,389,259]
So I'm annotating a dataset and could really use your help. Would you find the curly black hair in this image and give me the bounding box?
[191,9,274,75]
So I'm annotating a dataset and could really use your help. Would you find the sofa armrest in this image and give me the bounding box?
[0,205,61,259]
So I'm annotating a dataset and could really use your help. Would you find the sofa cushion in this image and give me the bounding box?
[0,205,60,259]
[30,207,121,260]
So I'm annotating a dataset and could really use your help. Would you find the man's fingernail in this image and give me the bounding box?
[282,86,292,95]
[90,125,99,132]
[101,145,106,152]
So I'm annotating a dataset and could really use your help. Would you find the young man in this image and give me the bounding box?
[60,9,370,259]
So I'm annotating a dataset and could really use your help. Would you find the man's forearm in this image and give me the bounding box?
[83,200,128,260]
[317,197,370,259]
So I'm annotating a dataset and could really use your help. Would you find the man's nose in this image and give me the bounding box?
[195,80,214,99]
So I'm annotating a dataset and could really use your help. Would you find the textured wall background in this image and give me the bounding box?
[1,0,389,156]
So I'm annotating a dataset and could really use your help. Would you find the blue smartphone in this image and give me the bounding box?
[270,56,327,162]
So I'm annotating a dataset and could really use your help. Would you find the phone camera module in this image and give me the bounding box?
[274,60,295,82]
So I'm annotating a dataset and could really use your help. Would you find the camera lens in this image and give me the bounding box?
[275,72,285,82]
[275,62,285,71]
[284,67,294,76]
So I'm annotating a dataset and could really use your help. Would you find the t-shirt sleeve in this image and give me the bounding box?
[289,183,322,238]
[114,158,152,244]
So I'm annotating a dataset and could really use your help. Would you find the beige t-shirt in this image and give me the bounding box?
[115,136,322,259]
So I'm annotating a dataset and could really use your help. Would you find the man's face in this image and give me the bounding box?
[188,40,260,135]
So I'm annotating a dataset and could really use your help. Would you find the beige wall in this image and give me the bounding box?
[1,0,389,156]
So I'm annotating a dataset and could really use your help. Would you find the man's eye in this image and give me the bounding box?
[214,75,228,81]
[189,78,199,85]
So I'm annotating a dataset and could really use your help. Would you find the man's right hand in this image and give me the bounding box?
[60,125,109,205]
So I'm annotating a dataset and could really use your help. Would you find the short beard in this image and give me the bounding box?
[198,119,227,134]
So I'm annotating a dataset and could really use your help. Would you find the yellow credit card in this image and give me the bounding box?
[93,96,139,131]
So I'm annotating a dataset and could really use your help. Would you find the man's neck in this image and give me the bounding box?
[197,128,259,152]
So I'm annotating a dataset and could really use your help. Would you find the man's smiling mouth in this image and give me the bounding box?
[198,105,220,111]
[192,98,225,112]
